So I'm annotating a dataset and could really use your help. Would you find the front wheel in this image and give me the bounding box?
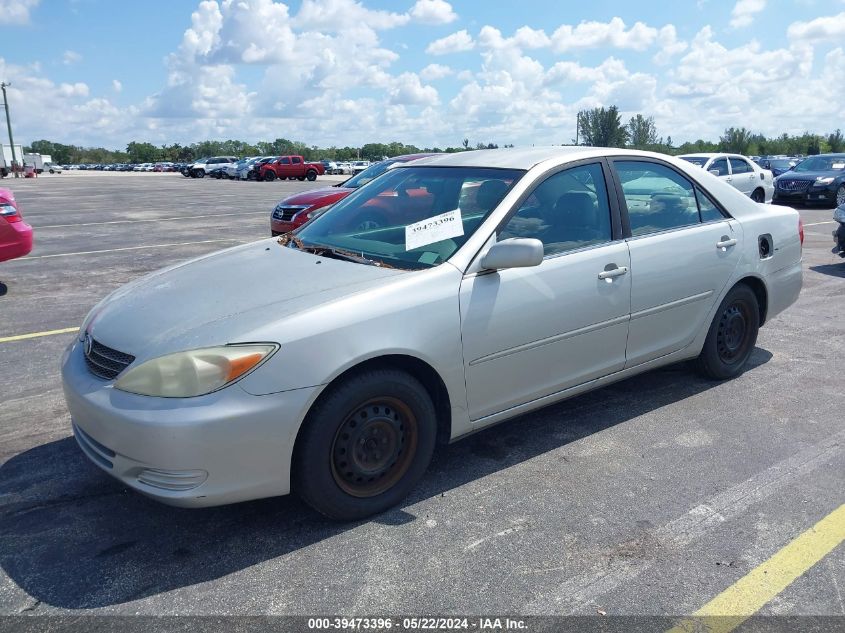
[293,369,437,521]
[836,185,845,207]
[694,284,760,380]
[194,170,205,178]
[306,169,317,182]
[263,171,276,182]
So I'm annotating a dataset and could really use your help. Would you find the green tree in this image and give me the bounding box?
[626,114,659,149]
[827,129,844,153]
[719,127,753,154]
[126,141,160,163]
[577,106,628,148]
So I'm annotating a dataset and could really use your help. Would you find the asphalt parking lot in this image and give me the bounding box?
[0,173,843,621]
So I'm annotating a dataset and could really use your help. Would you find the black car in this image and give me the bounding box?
[764,158,798,177]
[772,153,845,207]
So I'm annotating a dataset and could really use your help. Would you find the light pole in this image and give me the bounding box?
[1,82,19,178]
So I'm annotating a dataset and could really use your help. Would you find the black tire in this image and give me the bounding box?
[694,284,760,380]
[293,369,437,521]
[306,169,317,182]
[263,171,276,182]
[751,188,765,203]
[194,169,205,178]
[836,185,845,207]
[297,175,306,181]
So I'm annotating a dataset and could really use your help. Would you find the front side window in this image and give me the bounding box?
[709,158,729,176]
[294,166,523,269]
[280,157,291,165]
[499,163,612,256]
[616,161,700,236]
[729,157,751,174]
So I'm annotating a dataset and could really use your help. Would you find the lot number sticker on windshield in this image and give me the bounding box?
[405,209,464,250]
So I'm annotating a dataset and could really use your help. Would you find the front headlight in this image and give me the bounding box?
[815,176,835,185]
[114,344,278,397]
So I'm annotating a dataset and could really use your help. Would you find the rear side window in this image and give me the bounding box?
[292,157,302,164]
[615,161,700,236]
[729,157,751,174]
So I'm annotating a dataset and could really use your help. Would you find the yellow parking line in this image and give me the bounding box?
[668,503,845,633]
[0,326,79,343]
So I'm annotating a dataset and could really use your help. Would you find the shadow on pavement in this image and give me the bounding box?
[809,263,845,278]
[0,348,772,609]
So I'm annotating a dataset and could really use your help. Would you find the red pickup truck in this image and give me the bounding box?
[259,156,325,182]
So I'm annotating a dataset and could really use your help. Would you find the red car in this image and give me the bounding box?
[270,153,435,235]
[0,188,33,262]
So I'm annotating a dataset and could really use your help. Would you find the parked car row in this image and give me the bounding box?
[181,155,327,182]
[678,153,774,203]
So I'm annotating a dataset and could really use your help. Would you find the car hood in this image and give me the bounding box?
[279,187,354,207]
[87,239,405,361]
[780,170,843,180]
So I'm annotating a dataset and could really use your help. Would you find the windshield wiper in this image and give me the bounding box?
[277,234,395,268]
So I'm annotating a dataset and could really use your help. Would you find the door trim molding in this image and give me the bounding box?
[630,290,714,321]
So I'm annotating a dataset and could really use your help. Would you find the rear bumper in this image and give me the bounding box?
[0,220,33,262]
[766,260,803,322]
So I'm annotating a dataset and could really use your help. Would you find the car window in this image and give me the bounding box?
[499,163,612,256]
[292,157,302,164]
[280,157,291,165]
[729,158,751,174]
[695,187,727,222]
[709,158,729,177]
[616,161,700,237]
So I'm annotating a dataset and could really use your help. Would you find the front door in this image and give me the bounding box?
[460,161,631,421]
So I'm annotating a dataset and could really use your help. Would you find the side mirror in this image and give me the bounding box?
[708,169,721,177]
[480,238,544,270]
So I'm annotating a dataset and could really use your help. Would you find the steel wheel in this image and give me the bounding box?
[836,185,845,207]
[716,302,751,364]
[330,397,418,498]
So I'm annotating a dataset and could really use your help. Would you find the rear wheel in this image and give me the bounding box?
[694,284,759,380]
[293,369,437,521]
[306,169,317,182]
[194,169,205,178]
[263,171,276,182]
[836,185,845,207]
[751,188,765,203]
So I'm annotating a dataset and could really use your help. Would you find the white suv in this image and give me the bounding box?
[190,156,238,178]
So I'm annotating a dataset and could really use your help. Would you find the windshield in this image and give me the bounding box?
[291,166,524,270]
[343,159,401,189]
[768,159,794,170]
[794,156,845,172]
[680,157,709,167]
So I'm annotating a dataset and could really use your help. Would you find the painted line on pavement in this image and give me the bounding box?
[37,211,267,228]
[803,221,836,227]
[0,326,79,344]
[19,239,245,260]
[667,504,845,633]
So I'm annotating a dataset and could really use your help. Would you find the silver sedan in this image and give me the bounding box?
[62,147,803,520]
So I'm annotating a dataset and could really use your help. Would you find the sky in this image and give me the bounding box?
[0,0,844,151]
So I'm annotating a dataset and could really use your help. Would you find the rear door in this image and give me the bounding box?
[728,156,756,196]
[708,157,732,188]
[611,158,742,367]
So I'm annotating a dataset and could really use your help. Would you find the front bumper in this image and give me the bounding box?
[61,339,319,507]
[773,184,838,206]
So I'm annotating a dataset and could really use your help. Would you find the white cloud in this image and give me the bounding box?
[653,25,688,64]
[0,0,39,24]
[551,17,658,53]
[62,50,82,65]
[787,11,845,41]
[426,29,474,55]
[730,0,766,29]
[409,0,457,25]
[387,72,439,106]
[112,80,122,93]
[420,63,453,81]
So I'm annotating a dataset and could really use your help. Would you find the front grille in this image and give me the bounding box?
[84,337,135,380]
[777,179,812,192]
[273,206,307,222]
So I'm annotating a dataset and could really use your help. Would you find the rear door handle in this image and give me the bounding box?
[716,238,737,250]
[598,266,628,280]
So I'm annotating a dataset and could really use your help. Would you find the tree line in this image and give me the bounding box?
[24,107,844,165]
[575,105,844,156]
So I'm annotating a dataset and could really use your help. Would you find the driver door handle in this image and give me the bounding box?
[598,266,628,280]
[716,238,737,250]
